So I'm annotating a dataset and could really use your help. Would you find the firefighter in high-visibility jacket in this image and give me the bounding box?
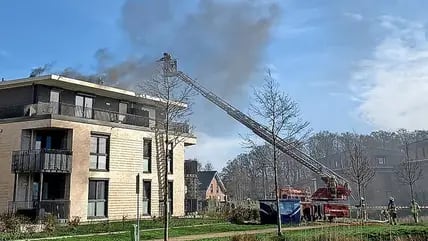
[388,197,398,225]
[410,199,421,223]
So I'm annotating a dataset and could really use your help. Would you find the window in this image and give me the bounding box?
[75,95,93,118]
[167,143,173,174]
[50,90,60,103]
[377,157,386,165]
[210,184,214,193]
[417,147,424,160]
[88,180,108,218]
[90,135,109,170]
[141,109,150,127]
[50,90,60,114]
[216,185,219,194]
[118,102,128,122]
[143,139,152,173]
[143,181,151,215]
[168,181,173,214]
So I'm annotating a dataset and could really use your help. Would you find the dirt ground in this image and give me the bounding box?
[150,224,344,241]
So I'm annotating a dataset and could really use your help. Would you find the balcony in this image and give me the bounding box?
[12,149,72,173]
[8,200,70,220]
[0,102,192,133]
[27,102,151,127]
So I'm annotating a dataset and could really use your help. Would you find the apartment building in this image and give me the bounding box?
[0,75,196,221]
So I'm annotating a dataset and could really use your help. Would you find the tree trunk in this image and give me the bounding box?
[410,183,414,201]
[357,182,361,200]
[263,167,267,199]
[164,132,169,241]
[272,135,282,236]
[164,107,170,241]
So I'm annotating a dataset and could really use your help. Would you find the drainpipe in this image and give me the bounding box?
[39,173,44,219]
[12,173,18,202]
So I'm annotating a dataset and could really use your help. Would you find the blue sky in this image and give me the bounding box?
[2,1,428,169]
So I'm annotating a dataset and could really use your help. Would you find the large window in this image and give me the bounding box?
[50,89,60,114]
[75,95,93,118]
[88,180,108,218]
[143,139,152,173]
[167,143,173,174]
[90,135,109,170]
[143,181,151,215]
[118,102,128,122]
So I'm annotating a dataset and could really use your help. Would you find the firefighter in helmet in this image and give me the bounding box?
[410,199,421,223]
[387,197,398,225]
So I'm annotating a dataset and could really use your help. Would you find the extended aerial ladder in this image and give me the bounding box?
[158,53,350,197]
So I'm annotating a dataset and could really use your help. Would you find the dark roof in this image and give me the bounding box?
[197,171,217,191]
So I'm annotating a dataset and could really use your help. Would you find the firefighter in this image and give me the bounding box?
[387,197,398,225]
[380,209,389,222]
[410,199,421,223]
[360,197,367,221]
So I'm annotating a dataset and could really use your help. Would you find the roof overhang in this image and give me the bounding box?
[0,75,187,108]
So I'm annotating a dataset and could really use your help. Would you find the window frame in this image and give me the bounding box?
[142,180,151,216]
[167,143,173,174]
[88,179,108,219]
[143,139,152,173]
[90,134,110,171]
[168,181,173,215]
[377,156,386,165]
[75,94,94,119]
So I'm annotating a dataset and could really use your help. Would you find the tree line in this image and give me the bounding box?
[220,129,427,203]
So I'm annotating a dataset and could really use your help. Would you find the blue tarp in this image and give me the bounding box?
[259,199,301,224]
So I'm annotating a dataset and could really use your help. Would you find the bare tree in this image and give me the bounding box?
[202,162,214,171]
[250,70,309,237]
[141,54,194,241]
[396,143,423,200]
[342,135,375,201]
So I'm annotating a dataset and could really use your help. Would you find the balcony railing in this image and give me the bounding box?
[8,200,70,220]
[12,149,72,173]
[26,102,151,127]
[0,102,192,133]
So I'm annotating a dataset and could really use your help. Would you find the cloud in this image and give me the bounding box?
[343,12,363,22]
[185,131,244,171]
[352,16,428,130]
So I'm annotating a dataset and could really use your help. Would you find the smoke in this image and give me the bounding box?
[119,0,281,95]
[59,0,281,134]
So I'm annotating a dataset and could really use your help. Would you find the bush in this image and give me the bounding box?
[0,213,29,233]
[68,216,81,230]
[43,214,57,232]
[231,234,258,241]
[229,206,260,224]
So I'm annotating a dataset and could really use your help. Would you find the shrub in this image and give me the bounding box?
[0,213,28,233]
[229,206,260,224]
[42,214,57,232]
[68,216,81,230]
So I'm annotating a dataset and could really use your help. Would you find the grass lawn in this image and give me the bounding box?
[44,223,275,241]
[0,217,224,240]
[200,223,428,241]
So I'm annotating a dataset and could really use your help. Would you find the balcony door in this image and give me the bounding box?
[118,102,128,122]
[50,89,60,114]
[75,95,93,119]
